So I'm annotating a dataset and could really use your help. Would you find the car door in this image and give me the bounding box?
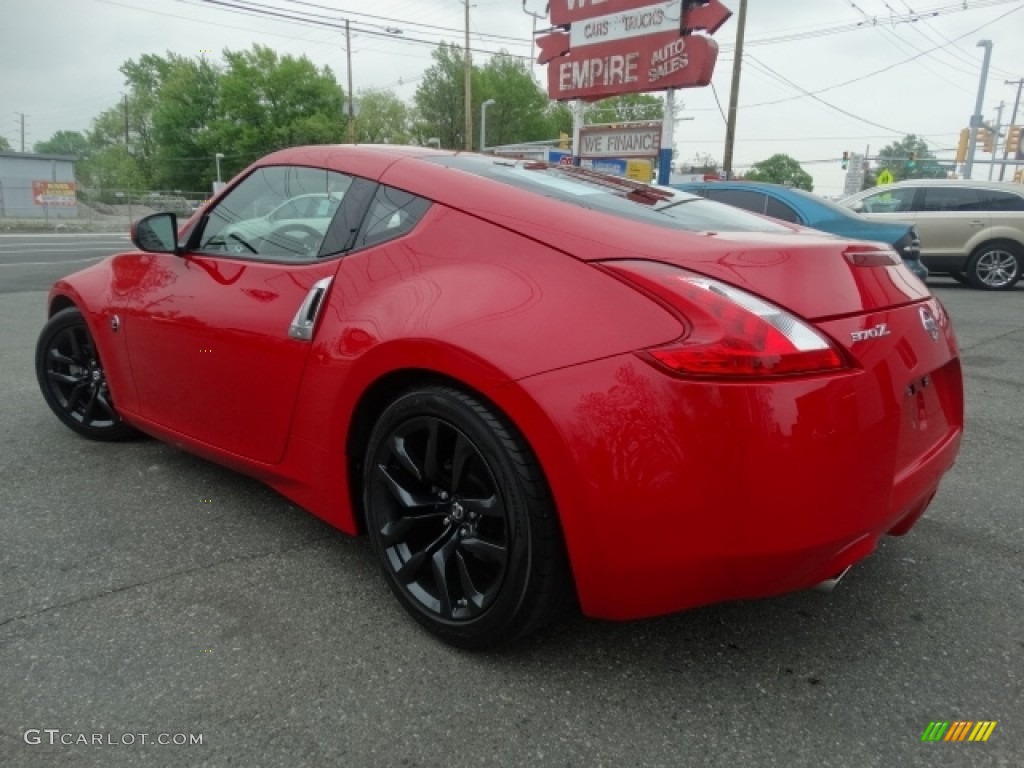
[116,164,373,464]
[912,186,987,267]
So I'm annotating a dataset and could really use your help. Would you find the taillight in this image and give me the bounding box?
[601,260,848,378]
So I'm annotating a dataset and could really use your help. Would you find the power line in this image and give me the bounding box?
[197,0,532,58]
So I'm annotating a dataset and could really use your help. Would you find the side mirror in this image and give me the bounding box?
[849,200,865,213]
[132,212,180,254]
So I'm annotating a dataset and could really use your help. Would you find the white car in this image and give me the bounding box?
[212,193,342,258]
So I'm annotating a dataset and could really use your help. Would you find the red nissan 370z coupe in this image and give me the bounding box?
[36,146,963,648]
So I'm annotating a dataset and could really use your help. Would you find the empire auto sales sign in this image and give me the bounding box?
[537,0,732,100]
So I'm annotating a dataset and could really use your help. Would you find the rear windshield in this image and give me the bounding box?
[424,156,793,234]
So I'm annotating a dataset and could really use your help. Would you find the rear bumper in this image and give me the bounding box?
[514,309,963,621]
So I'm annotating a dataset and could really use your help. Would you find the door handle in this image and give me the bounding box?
[288,276,333,340]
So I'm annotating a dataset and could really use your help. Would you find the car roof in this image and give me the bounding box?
[879,178,1024,192]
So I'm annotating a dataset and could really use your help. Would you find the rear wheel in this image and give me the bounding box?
[965,241,1021,290]
[35,307,135,441]
[363,385,572,649]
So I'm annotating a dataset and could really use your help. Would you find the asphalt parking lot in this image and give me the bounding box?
[1,272,1021,767]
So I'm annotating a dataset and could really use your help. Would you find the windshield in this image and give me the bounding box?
[425,156,793,234]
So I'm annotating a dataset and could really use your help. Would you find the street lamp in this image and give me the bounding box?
[480,99,496,151]
[215,153,224,183]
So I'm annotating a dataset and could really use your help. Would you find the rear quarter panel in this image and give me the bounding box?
[286,204,686,533]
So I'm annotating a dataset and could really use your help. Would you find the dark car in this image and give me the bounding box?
[673,181,928,282]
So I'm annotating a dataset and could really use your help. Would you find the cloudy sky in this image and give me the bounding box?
[3,0,1024,194]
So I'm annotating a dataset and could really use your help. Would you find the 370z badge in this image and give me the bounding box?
[851,323,891,342]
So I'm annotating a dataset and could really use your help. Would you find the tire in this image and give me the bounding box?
[948,271,969,285]
[363,385,573,649]
[965,241,1022,290]
[35,307,136,441]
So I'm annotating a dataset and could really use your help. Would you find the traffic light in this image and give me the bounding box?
[841,150,849,170]
[980,127,994,153]
[558,131,569,150]
[955,128,969,164]
[1007,125,1022,160]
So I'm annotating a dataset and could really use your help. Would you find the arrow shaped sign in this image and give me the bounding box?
[536,31,571,65]
[684,0,731,34]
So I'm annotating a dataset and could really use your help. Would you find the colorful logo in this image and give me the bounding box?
[921,721,997,742]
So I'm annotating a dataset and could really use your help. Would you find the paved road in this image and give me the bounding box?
[0,274,1021,767]
[0,233,131,294]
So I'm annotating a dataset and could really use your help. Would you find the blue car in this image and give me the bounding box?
[671,181,928,282]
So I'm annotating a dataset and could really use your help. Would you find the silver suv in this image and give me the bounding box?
[841,179,1024,290]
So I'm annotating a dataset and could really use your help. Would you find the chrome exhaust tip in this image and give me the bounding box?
[813,566,851,593]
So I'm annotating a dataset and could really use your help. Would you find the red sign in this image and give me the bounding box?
[538,0,730,101]
[32,181,77,206]
[550,0,730,31]
[543,32,718,101]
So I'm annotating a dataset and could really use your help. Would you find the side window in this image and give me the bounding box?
[354,186,431,250]
[919,187,981,212]
[860,187,916,213]
[196,166,352,261]
[764,196,801,223]
[705,189,768,215]
[977,190,1024,212]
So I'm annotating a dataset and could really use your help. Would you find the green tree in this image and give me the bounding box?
[82,145,147,195]
[0,134,12,151]
[34,130,91,158]
[866,134,945,185]
[355,89,409,144]
[149,54,221,191]
[744,153,813,191]
[477,53,552,149]
[213,45,344,176]
[414,43,480,149]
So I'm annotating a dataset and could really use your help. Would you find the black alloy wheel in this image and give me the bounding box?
[35,307,135,441]
[363,386,572,648]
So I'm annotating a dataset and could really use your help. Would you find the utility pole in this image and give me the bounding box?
[722,0,747,179]
[522,1,548,72]
[464,0,473,150]
[989,100,1004,180]
[17,112,27,152]
[999,77,1023,181]
[964,40,993,180]
[345,19,356,144]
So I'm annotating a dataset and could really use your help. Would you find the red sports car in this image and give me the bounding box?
[36,146,964,648]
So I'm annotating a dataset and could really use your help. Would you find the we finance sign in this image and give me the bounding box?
[537,0,731,101]
[579,123,662,158]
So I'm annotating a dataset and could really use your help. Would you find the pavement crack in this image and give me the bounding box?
[0,535,335,630]
[958,326,1024,353]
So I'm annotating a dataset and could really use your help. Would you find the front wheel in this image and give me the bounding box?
[965,241,1021,290]
[35,307,136,441]
[363,386,573,648]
